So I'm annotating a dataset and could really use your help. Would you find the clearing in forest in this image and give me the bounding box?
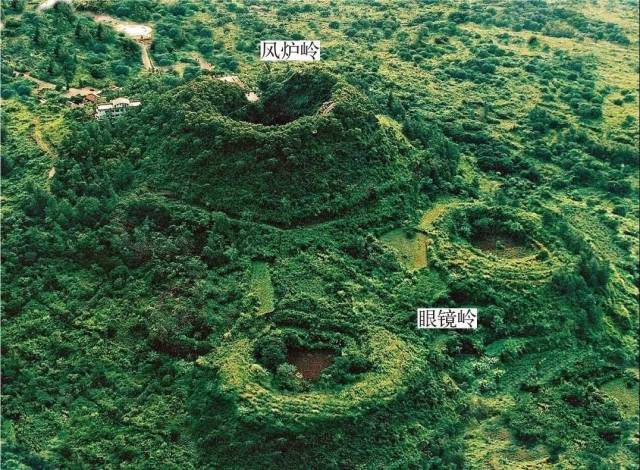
[600,371,640,419]
[381,229,428,271]
[250,261,275,315]
[470,234,535,259]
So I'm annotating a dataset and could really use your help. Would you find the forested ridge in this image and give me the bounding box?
[1,0,639,468]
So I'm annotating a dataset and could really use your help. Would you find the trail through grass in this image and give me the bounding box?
[250,261,275,315]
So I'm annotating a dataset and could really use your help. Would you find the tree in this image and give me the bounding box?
[33,24,42,45]
[274,363,305,391]
[386,92,406,118]
[255,334,287,370]
[22,181,50,217]
[578,253,610,292]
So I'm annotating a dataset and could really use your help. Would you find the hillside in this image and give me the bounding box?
[60,69,419,226]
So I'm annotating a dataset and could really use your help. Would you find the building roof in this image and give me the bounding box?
[111,97,131,106]
[218,75,244,87]
[95,97,141,117]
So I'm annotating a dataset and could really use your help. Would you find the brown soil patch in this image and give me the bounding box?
[287,349,334,380]
[15,72,55,92]
[64,87,101,98]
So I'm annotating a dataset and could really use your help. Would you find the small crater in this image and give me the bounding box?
[471,234,533,258]
[241,71,336,126]
[287,348,335,380]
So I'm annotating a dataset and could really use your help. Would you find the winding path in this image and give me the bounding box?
[14,72,56,92]
[33,116,57,179]
[83,12,155,71]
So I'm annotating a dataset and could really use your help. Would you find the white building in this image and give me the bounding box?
[95,97,141,119]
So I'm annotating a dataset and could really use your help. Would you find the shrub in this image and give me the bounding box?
[274,363,305,391]
[254,334,287,370]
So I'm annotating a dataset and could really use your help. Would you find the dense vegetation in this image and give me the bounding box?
[2,0,638,468]
[2,1,140,93]
[63,69,418,226]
